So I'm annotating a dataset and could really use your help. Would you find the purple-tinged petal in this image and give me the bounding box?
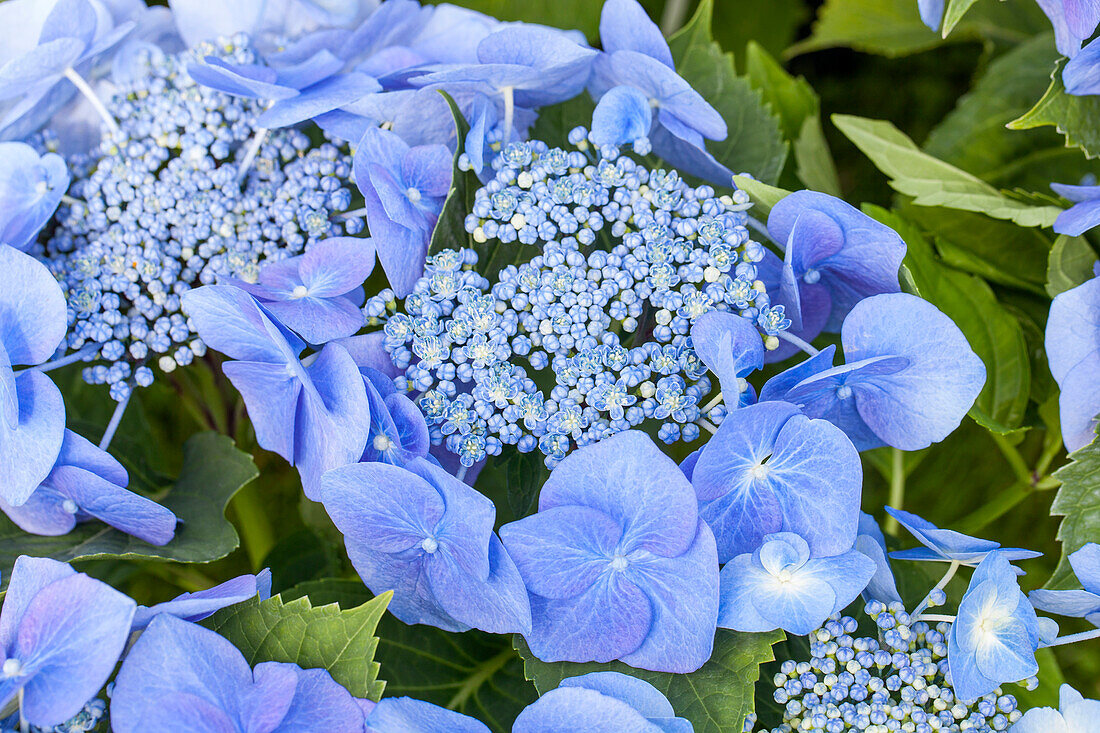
[256,663,364,733]
[259,72,381,128]
[264,296,365,345]
[0,487,75,536]
[222,360,302,462]
[0,372,66,506]
[512,686,662,733]
[689,310,763,405]
[0,244,67,365]
[365,696,490,733]
[428,534,532,635]
[299,237,376,297]
[1065,36,1100,96]
[181,285,305,363]
[132,569,272,628]
[47,465,176,545]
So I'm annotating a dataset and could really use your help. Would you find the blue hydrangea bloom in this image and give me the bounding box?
[499,430,719,673]
[111,614,364,733]
[363,696,489,733]
[188,51,380,128]
[760,293,986,451]
[886,506,1041,569]
[513,671,693,733]
[169,0,376,50]
[948,551,1043,701]
[1010,684,1100,732]
[1051,183,1100,235]
[320,457,531,634]
[0,428,177,545]
[0,143,68,251]
[0,0,133,129]
[1045,274,1100,451]
[590,0,728,183]
[689,311,763,409]
[1037,0,1100,58]
[352,127,453,297]
[0,555,135,728]
[353,363,430,467]
[230,237,376,345]
[854,511,903,604]
[0,246,69,508]
[1030,543,1100,626]
[181,285,371,498]
[716,532,874,635]
[917,0,945,30]
[132,569,273,628]
[757,190,906,337]
[690,401,862,563]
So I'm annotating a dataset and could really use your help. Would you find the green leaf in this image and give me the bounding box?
[1047,234,1099,297]
[515,629,782,733]
[940,0,981,36]
[261,528,341,594]
[203,586,391,700]
[285,580,535,732]
[924,34,1094,194]
[788,0,1047,58]
[428,91,478,259]
[0,432,257,586]
[423,0,602,42]
[898,203,1051,295]
[744,42,841,195]
[667,0,788,184]
[730,175,792,219]
[506,450,549,520]
[1010,58,1100,160]
[1046,423,1100,589]
[711,0,809,69]
[835,114,1062,227]
[865,206,1031,433]
[528,94,596,150]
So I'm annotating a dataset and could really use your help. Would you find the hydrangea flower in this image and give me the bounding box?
[886,506,1042,569]
[132,569,273,628]
[230,237,376,345]
[363,696,489,733]
[320,457,531,634]
[1038,0,1100,58]
[1045,274,1100,451]
[854,511,903,604]
[181,284,370,498]
[917,0,945,31]
[513,672,693,733]
[1051,183,1100,234]
[0,143,68,251]
[689,310,763,409]
[352,127,453,297]
[757,190,906,339]
[110,614,364,732]
[948,552,1043,701]
[0,246,69,507]
[689,401,862,562]
[168,0,375,50]
[760,292,986,451]
[1030,543,1100,626]
[0,428,177,545]
[354,365,430,467]
[0,556,135,728]
[717,532,874,635]
[590,0,728,183]
[1010,684,1100,732]
[499,430,719,673]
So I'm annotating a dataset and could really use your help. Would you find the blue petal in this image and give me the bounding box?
[47,465,177,545]
[0,372,66,506]
[1070,542,1100,594]
[0,244,67,365]
[513,686,663,733]
[132,569,272,628]
[1029,588,1100,618]
[1055,197,1100,236]
[181,285,305,363]
[917,0,945,30]
[428,533,532,634]
[365,696,490,733]
[185,56,292,100]
[599,0,673,66]
[0,143,69,251]
[259,72,380,128]
[167,0,264,48]
[299,236,376,297]
[0,486,74,536]
[855,512,902,603]
[1065,34,1100,96]
[689,311,763,407]
[591,85,652,148]
[222,360,302,462]
[559,671,674,719]
[255,663,363,733]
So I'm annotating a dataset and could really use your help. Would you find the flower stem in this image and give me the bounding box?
[64,67,120,136]
[236,127,269,183]
[18,688,26,733]
[659,0,691,34]
[991,432,1031,485]
[913,613,956,625]
[776,330,819,356]
[701,392,724,413]
[337,207,369,220]
[24,346,95,374]
[501,86,515,147]
[911,560,960,617]
[456,465,469,483]
[885,448,905,534]
[99,390,132,450]
[697,417,718,434]
[1042,627,1100,647]
[745,215,774,245]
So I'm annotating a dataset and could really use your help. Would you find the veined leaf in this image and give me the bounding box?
[428,91,478,259]
[1010,58,1100,160]
[1046,424,1100,589]
[515,629,782,733]
[203,586,391,701]
[835,114,1062,227]
[0,432,257,588]
[668,0,788,184]
[1047,234,1099,297]
[865,206,1031,433]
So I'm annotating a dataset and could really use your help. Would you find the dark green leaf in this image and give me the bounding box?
[515,629,782,733]
[528,94,595,150]
[1047,234,1099,297]
[506,450,549,520]
[261,528,341,594]
[285,580,535,732]
[203,587,391,700]
[925,34,1095,194]
[1046,423,1100,589]
[745,42,841,195]
[667,0,788,184]
[789,0,1047,58]
[835,114,1061,227]
[899,203,1051,295]
[865,207,1031,433]
[0,432,257,587]
[711,0,808,68]
[1010,58,1100,160]
[428,91,478,259]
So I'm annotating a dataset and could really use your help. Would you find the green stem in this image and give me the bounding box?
[231,482,276,571]
[144,563,219,593]
[991,432,1031,485]
[446,647,514,711]
[955,480,1030,534]
[885,448,905,534]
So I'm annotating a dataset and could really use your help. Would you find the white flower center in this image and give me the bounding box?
[373,434,393,452]
[406,187,422,204]
[2,659,22,678]
[421,537,438,554]
[609,555,628,572]
[836,385,853,400]
[291,285,309,299]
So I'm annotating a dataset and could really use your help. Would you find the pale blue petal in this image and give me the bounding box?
[599,0,673,66]
[428,533,532,634]
[132,569,272,628]
[591,85,652,148]
[0,244,67,365]
[365,696,490,733]
[48,465,176,545]
[513,687,662,733]
[0,372,66,506]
